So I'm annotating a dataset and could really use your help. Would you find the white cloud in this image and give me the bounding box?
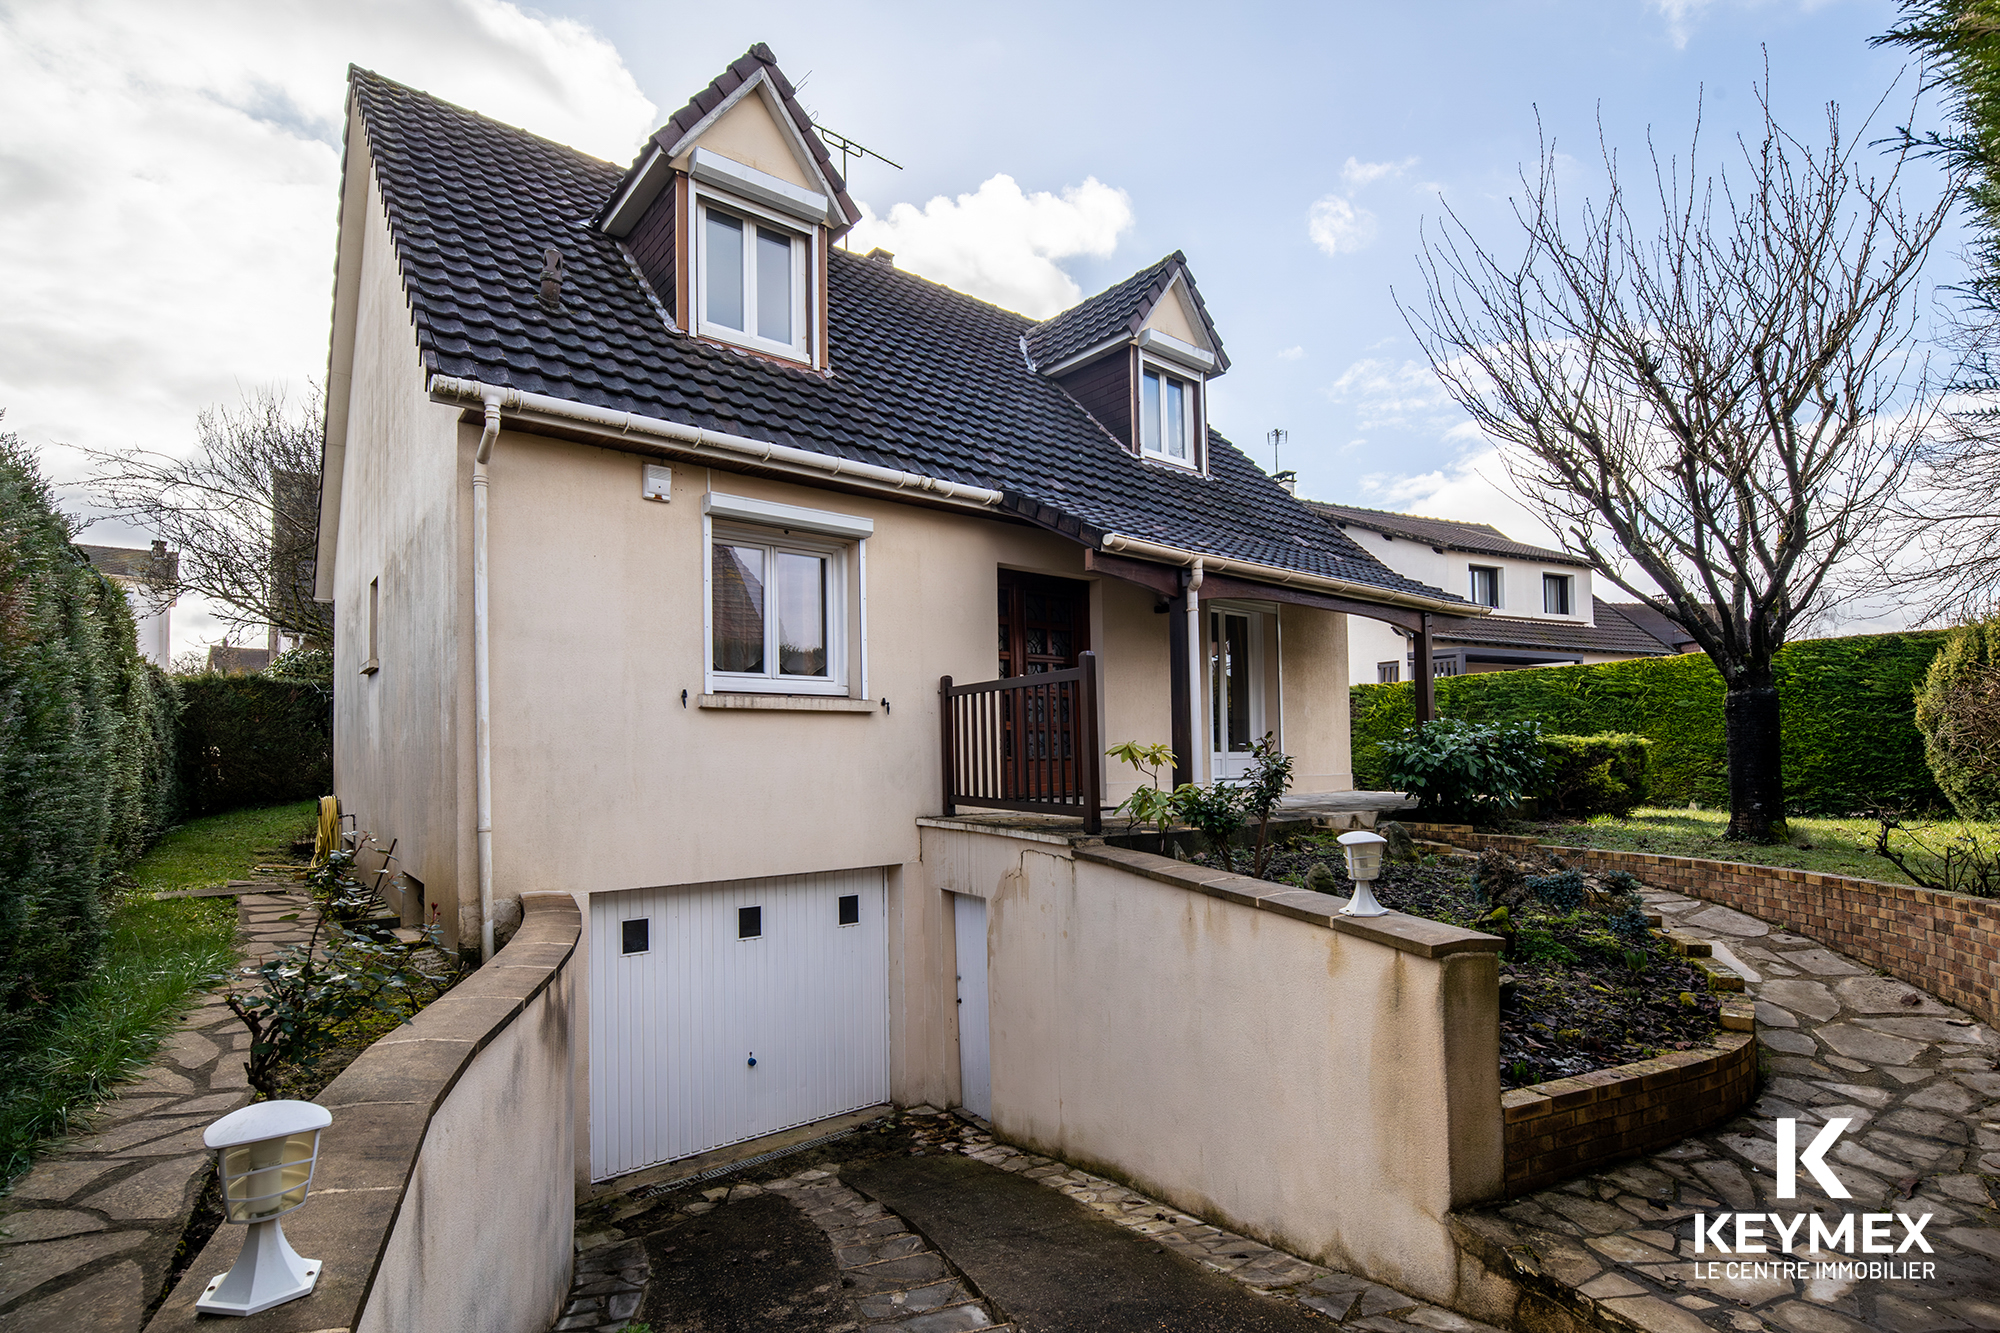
[1326,357,1454,429]
[1278,345,1306,361]
[1340,156,1419,190]
[0,0,657,660]
[1308,195,1378,256]
[847,175,1133,319]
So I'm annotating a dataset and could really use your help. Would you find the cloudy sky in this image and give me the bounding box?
[0,0,1961,655]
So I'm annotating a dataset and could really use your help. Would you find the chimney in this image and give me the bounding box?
[151,539,167,557]
[1275,470,1297,495]
[537,248,565,310]
[865,247,896,267]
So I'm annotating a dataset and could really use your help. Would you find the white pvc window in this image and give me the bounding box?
[707,524,847,694]
[1139,365,1200,468]
[697,199,808,360]
[1469,565,1501,608]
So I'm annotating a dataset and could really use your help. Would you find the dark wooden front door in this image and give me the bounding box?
[996,572,1091,795]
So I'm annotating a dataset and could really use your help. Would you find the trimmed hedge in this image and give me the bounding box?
[176,674,332,818]
[1542,733,1651,815]
[1352,631,1950,814]
[1913,618,2000,819]
[0,433,180,1071]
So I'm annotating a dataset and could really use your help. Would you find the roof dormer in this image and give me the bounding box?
[597,44,859,370]
[1025,254,1228,472]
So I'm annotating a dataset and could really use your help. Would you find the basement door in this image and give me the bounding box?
[588,869,889,1181]
[952,893,990,1121]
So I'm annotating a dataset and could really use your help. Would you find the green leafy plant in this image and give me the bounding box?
[1107,741,1180,836]
[1240,734,1296,879]
[1174,782,1248,873]
[301,847,389,932]
[1913,617,2000,820]
[1540,733,1652,815]
[1376,718,1548,824]
[225,902,461,1099]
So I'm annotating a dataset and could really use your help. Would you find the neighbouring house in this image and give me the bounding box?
[1302,502,1691,684]
[204,643,275,673]
[313,47,1479,1191]
[78,540,176,666]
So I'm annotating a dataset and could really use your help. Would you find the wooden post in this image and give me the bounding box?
[1168,581,1192,788]
[1079,650,1102,835]
[939,675,955,816]
[1414,613,1436,724]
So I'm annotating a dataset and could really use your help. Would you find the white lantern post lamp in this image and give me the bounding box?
[196,1100,332,1316]
[1336,830,1390,917]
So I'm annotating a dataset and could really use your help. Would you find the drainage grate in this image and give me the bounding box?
[628,1120,882,1200]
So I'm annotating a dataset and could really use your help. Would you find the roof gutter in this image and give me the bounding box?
[428,377,1006,510]
[1098,532,1479,617]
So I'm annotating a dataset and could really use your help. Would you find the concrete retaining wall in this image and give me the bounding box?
[146,892,580,1333]
[917,820,1508,1309]
[1409,823,2000,1031]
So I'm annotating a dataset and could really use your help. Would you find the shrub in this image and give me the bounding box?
[1351,629,1949,813]
[1540,733,1651,815]
[1375,718,1547,824]
[1912,618,2000,820]
[264,644,333,684]
[0,432,179,1076]
[176,673,331,817]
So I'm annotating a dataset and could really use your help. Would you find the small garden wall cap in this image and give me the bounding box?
[1337,830,1390,917]
[197,1099,332,1316]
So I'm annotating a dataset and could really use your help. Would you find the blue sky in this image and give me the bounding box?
[0,0,1961,653]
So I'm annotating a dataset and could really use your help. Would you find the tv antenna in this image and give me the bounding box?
[811,122,904,182]
[1266,428,1287,475]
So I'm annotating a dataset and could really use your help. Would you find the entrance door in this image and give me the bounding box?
[588,869,889,1181]
[953,893,991,1120]
[996,571,1092,797]
[1208,608,1266,780]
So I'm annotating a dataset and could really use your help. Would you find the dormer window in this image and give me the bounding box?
[1140,364,1201,468]
[696,195,809,361]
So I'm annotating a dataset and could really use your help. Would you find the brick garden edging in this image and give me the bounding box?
[1499,1017,1755,1197]
[1405,823,2000,1032]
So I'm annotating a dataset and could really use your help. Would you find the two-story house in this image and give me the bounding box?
[313,46,1471,1183]
[1304,503,1689,685]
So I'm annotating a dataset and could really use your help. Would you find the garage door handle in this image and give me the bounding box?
[747,1054,757,1068]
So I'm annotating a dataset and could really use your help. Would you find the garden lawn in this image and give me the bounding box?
[0,800,317,1187]
[1525,805,2000,887]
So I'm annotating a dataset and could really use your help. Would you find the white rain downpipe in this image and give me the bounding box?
[472,391,508,962]
[1185,558,1205,784]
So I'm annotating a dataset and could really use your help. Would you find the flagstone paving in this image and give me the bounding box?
[1455,886,2000,1333]
[0,887,314,1333]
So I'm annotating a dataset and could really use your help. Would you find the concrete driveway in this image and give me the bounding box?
[558,1111,1503,1333]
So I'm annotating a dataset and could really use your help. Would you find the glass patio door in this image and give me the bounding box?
[1208,609,1265,780]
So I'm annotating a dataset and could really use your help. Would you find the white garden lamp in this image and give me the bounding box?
[1336,830,1390,917]
[196,1100,332,1316]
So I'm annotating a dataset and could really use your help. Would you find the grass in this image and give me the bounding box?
[0,800,318,1188]
[1525,805,2000,887]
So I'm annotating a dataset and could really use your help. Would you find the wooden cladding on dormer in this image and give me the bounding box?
[1055,347,1137,449]
[626,182,679,322]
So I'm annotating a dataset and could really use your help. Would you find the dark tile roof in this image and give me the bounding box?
[78,543,176,581]
[1023,252,1228,372]
[1304,501,1590,568]
[347,67,1445,604]
[1430,598,1677,657]
[1608,601,1698,652]
[608,44,860,231]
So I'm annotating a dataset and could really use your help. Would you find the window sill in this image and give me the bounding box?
[698,693,877,713]
[359,659,379,676]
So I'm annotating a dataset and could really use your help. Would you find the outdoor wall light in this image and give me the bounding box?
[1336,831,1390,918]
[196,1100,333,1316]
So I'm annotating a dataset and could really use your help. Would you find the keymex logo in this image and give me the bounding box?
[1688,1117,1937,1284]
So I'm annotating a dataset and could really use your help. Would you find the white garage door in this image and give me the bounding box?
[589,869,889,1181]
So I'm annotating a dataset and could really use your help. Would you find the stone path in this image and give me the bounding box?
[0,886,315,1333]
[1456,887,2000,1333]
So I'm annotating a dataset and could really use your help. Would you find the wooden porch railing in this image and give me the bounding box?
[939,650,1103,834]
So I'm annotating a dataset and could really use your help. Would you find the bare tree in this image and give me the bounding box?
[1407,84,1954,842]
[80,386,331,646]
